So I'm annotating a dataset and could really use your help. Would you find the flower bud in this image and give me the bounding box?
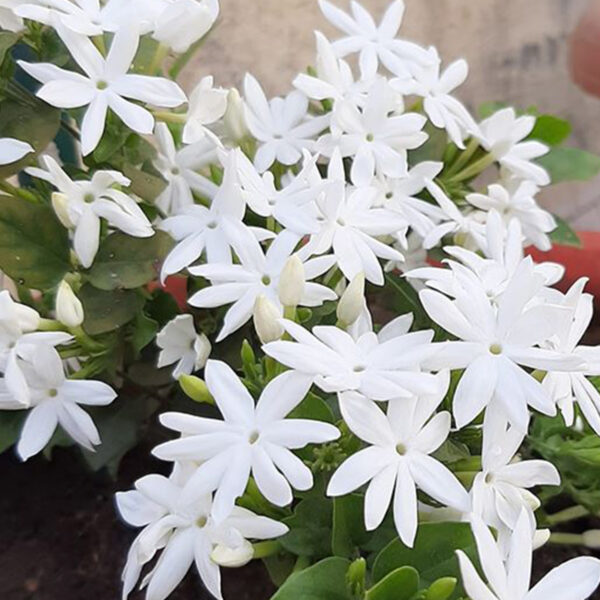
[337,272,365,326]
[210,540,254,568]
[583,530,600,549]
[278,255,305,307]
[179,375,214,404]
[533,528,551,550]
[253,295,283,344]
[51,192,74,228]
[193,333,212,370]
[224,88,249,142]
[56,280,84,327]
[426,577,457,600]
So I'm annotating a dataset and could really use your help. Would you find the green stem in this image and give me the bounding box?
[292,555,311,573]
[149,43,170,75]
[0,180,39,204]
[283,306,297,322]
[38,318,68,332]
[549,532,586,546]
[444,137,480,177]
[92,35,106,56]
[448,152,496,183]
[547,505,589,526]
[252,541,281,560]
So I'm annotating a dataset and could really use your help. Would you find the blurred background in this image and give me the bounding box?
[185,0,600,230]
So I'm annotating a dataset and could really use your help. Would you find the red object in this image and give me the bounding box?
[148,276,188,310]
[528,231,600,299]
[570,0,600,97]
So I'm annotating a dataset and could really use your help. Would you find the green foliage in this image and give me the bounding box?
[366,566,419,600]
[538,147,600,184]
[529,115,571,146]
[549,215,582,248]
[87,231,173,290]
[332,494,369,558]
[409,121,448,164]
[79,285,145,335]
[0,411,26,454]
[0,194,70,289]
[129,312,159,355]
[382,272,431,332]
[0,31,19,65]
[122,164,167,202]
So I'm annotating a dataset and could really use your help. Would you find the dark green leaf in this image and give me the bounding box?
[409,121,448,165]
[288,392,335,424]
[122,164,167,202]
[0,32,19,64]
[0,195,70,289]
[538,147,600,183]
[549,215,582,248]
[87,231,174,290]
[280,497,333,558]
[130,312,159,354]
[366,566,420,600]
[270,557,352,600]
[0,410,26,454]
[529,115,571,146]
[332,494,369,558]
[79,285,145,335]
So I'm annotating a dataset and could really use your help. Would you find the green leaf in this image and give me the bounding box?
[81,395,159,477]
[0,31,19,64]
[0,410,26,454]
[122,164,167,202]
[280,497,333,558]
[332,494,369,557]
[366,566,420,600]
[130,312,159,355]
[0,195,70,289]
[79,285,145,335]
[288,392,335,424]
[409,121,448,164]
[0,100,60,178]
[529,115,571,146]
[382,272,431,331]
[87,231,174,290]
[538,147,600,183]
[270,557,352,600]
[372,523,477,593]
[549,215,581,248]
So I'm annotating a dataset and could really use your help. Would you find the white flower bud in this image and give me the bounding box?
[56,280,84,327]
[224,88,249,142]
[193,333,212,370]
[278,255,305,307]
[210,540,254,568]
[583,530,600,549]
[253,295,283,344]
[337,272,365,326]
[51,192,74,228]
[533,528,551,550]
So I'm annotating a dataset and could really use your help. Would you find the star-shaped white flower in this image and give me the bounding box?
[243,73,330,172]
[327,377,470,547]
[182,76,228,144]
[0,0,25,32]
[189,230,336,341]
[0,137,33,165]
[153,361,340,520]
[458,511,600,600]
[28,155,153,268]
[19,24,186,155]
[477,108,550,186]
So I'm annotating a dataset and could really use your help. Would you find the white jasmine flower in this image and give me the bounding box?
[153,361,340,519]
[384,231,429,285]
[263,315,437,401]
[189,230,336,341]
[156,314,211,379]
[392,47,479,148]
[55,280,84,328]
[420,258,583,431]
[153,122,219,215]
[543,278,600,434]
[0,345,116,461]
[243,74,329,172]
[477,108,550,186]
[116,464,287,600]
[19,25,186,155]
[153,0,219,54]
[318,0,433,79]
[0,137,33,165]
[0,0,25,32]
[182,76,228,144]
[297,149,406,285]
[467,181,556,251]
[457,510,600,600]
[327,377,470,547]
[28,155,153,268]
[321,79,428,186]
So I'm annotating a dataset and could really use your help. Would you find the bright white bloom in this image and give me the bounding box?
[384,231,428,284]
[153,361,340,519]
[472,406,560,541]
[189,230,336,341]
[19,25,186,155]
[321,79,428,186]
[243,74,329,172]
[457,511,600,600]
[182,76,228,144]
[55,280,84,327]
[0,345,116,461]
[156,315,211,379]
[543,278,600,434]
[0,0,24,32]
[318,0,433,79]
[158,152,251,281]
[327,377,470,547]
[0,137,33,165]
[297,149,406,285]
[422,180,485,249]
[153,122,219,215]
[420,258,583,431]
[467,181,556,251]
[392,47,479,148]
[477,108,550,186]
[264,314,437,401]
[116,463,287,600]
[28,155,153,268]
[153,0,219,53]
